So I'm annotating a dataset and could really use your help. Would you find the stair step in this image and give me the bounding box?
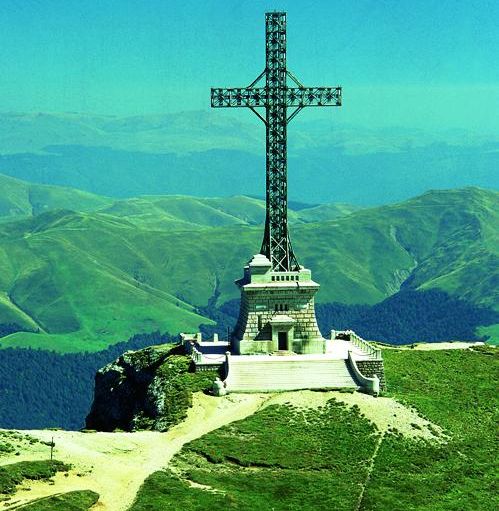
[225,357,359,393]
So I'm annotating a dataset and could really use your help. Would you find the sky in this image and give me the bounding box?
[1,0,498,132]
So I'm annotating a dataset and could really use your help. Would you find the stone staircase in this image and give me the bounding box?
[224,356,360,393]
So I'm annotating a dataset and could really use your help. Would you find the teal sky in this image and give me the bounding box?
[1,0,498,132]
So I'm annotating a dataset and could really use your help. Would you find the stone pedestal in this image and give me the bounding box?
[232,254,325,355]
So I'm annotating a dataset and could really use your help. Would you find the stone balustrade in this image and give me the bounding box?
[347,351,380,396]
[341,329,382,359]
[191,346,203,364]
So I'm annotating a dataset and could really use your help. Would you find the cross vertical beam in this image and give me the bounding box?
[211,12,341,271]
[262,12,297,271]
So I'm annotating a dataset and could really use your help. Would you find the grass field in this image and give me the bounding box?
[0,174,112,222]
[130,346,498,511]
[14,490,99,510]
[361,346,498,510]
[0,460,69,495]
[478,323,499,345]
[129,401,379,511]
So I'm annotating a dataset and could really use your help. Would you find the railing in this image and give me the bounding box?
[343,330,382,359]
[190,345,226,365]
[347,351,380,396]
[191,345,203,364]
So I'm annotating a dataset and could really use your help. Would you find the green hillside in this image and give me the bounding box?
[298,187,499,307]
[0,174,112,221]
[81,194,358,229]
[0,212,210,352]
[295,202,360,222]
[99,195,269,229]
[0,173,358,228]
[0,186,497,351]
[130,346,498,511]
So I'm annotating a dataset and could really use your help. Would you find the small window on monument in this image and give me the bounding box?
[296,276,300,281]
[286,275,290,281]
[271,276,275,281]
[285,304,289,311]
[275,304,278,312]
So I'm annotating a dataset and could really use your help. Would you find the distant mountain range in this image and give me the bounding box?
[0,174,497,351]
[0,111,497,205]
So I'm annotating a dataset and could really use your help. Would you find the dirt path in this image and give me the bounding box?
[383,341,485,351]
[412,341,485,350]
[2,393,270,511]
[354,432,386,511]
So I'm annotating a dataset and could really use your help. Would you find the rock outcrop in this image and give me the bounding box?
[86,343,216,432]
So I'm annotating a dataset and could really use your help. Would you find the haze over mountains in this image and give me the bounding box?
[0,173,497,351]
[0,111,498,205]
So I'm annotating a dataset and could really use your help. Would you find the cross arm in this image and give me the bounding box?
[286,87,342,107]
[211,87,267,108]
[211,86,342,109]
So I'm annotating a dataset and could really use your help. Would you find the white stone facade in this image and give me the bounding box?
[232,254,325,355]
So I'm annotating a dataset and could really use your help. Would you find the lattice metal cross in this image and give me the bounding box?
[211,12,341,271]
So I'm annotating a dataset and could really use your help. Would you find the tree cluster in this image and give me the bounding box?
[0,331,174,430]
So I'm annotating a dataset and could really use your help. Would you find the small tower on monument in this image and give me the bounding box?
[211,12,341,355]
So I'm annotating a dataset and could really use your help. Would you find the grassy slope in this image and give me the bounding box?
[299,187,499,307]
[130,401,379,511]
[362,347,499,511]
[130,347,498,511]
[0,173,359,228]
[100,195,359,230]
[15,490,99,510]
[0,213,210,352]
[0,174,112,221]
[0,460,69,495]
[0,187,497,351]
[100,195,268,229]
[296,202,360,222]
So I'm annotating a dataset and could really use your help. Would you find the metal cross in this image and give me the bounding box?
[211,12,341,271]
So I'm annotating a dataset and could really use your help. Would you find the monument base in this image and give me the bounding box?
[236,338,326,355]
[232,254,325,355]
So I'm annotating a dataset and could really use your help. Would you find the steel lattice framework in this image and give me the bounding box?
[211,12,341,271]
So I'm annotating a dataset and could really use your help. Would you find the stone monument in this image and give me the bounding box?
[211,12,341,355]
[183,12,384,397]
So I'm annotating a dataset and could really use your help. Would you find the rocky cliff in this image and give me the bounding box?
[86,343,217,432]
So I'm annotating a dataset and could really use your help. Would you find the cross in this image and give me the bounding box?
[211,12,341,272]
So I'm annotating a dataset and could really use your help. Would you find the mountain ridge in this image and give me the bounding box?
[0,172,360,227]
[0,182,496,351]
[1,111,498,205]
